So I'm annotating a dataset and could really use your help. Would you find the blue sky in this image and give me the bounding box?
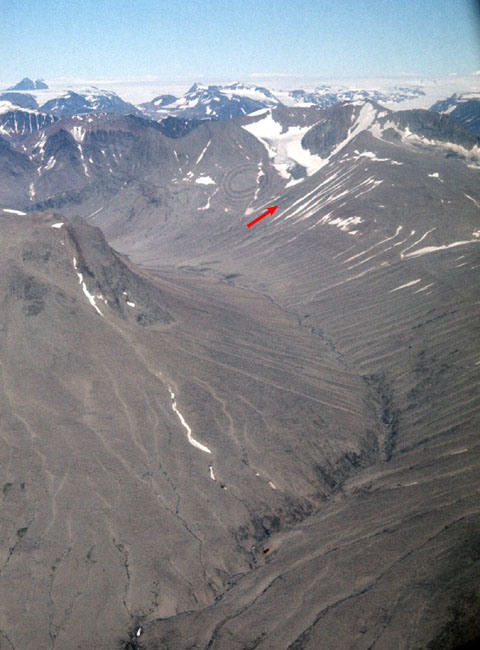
[1,0,479,82]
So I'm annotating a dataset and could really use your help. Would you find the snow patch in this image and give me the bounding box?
[168,387,212,454]
[319,213,363,233]
[3,208,26,215]
[352,149,403,165]
[35,132,47,159]
[195,175,215,185]
[413,283,434,294]
[400,229,436,258]
[82,282,103,316]
[44,156,56,171]
[198,196,211,211]
[390,279,422,292]
[72,257,103,316]
[195,139,211,165]
[77,144,90,177]
[254,162,265,199]
[71,126,85,143]
[242,111,327,179]
[353,150,389,162]
[405,240,480,257]
[465,194,480,208]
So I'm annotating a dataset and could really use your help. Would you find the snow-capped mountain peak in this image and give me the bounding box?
[139,83,428,124]
[39,87,142,117]
[140,82,281,121]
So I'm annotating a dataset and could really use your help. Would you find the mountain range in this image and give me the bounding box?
[431,92,480,136]
[1,77,478,139]
[0,81,480,649]
[139,81,426,120]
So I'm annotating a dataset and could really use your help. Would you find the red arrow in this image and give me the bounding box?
[246,205,278,228]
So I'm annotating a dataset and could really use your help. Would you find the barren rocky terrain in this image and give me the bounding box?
[0,99,479,649]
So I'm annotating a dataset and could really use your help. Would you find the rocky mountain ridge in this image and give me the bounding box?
[7,77,48,90]
[431,92,480,136]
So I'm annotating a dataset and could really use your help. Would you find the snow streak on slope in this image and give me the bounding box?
[72,256,103,316]
[195,139,211,165]
[271,164,381,231]
[2,208,27,216]
[390,279,422,292]
[168,388,212,454]
[405,240,480,258]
